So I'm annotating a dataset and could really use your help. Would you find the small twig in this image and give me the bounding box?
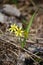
[23,48,43,60]
[30,0,36,6]
[0,34,43,60]
[7,49,18,57]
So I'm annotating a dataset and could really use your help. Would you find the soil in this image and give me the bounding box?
[0,0,43,65]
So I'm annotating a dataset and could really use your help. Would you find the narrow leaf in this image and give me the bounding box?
[26,12,36,33]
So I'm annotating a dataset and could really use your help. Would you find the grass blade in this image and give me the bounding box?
[26,12,36,33]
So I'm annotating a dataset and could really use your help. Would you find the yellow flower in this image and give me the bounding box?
[15,27,24,37]
[24,30,28,38]
[9,24,18,32]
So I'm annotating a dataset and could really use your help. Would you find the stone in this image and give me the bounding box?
[28,47,36,53]
[17,52,25,65]
[0,13,7,23]
[3,4,21,17]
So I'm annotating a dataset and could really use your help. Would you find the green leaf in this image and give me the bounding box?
[12,0,18,4]
[21,12,36,48]
[22,19,26,24]
[26,12,36,33]
[21,38,26,48]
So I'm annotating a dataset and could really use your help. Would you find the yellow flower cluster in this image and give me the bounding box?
[9,24,24,37]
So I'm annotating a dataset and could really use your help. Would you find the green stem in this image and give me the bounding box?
[21,38,26,48]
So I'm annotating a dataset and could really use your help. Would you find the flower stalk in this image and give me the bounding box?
[9,12,36,48]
